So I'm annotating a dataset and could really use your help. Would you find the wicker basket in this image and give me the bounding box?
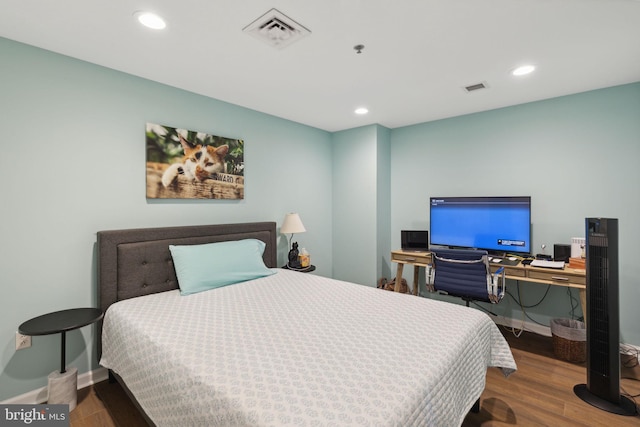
[377,277,408,293]
[550,318,586,363]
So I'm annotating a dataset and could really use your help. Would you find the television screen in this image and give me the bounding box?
[429,196,531,254]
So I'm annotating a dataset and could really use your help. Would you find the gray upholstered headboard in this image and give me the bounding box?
[97,222,277,313]
[96,222,277,358]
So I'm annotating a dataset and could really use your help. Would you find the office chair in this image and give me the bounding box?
[427,248,505,306]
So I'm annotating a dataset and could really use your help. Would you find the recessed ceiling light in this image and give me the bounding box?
[135,11,166,30]
[355,107,369,115]
[512,65,535,76]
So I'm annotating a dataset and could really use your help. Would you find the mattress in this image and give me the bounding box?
[100,268,516,426]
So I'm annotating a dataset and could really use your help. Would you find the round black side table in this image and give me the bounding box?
[19,307,104,410]
[282,264,316,273]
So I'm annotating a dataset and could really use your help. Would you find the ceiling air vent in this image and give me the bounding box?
[464,82,488,93]
[243,8,311,49]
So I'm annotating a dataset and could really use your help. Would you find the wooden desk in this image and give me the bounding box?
[391,250,587,319]
[391,250,431,296]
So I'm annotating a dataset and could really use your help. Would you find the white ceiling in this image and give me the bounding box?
[2,0,639,132]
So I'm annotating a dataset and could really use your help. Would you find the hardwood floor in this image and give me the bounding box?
[69,386,118,427]
[462,329,640,426]
[70,329,639,426]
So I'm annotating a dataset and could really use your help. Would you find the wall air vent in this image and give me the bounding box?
[243,8,311,49]
[464,82,488,92]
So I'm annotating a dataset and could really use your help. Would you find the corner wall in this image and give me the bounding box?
[0,37,333,401]
[332,125,391,286]
[390,82,640,345]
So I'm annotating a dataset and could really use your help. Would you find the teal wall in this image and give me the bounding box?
[2,35,638,402]
[376,126,392,281]
[332,126,378,284]
[0,37,333,401]
[332,125,391,285]
[390,82,640,345]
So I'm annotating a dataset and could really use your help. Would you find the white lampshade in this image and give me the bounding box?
[281,213,306,234]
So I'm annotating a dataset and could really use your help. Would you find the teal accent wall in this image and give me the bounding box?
[376,126,392,282]
[0,37,333,401]
[390,83,640,345]
[332,124,391,286]
[2,34,638,401]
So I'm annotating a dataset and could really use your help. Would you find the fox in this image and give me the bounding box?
[162,134,229,187]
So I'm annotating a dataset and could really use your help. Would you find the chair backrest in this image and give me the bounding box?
[431,248,491,303]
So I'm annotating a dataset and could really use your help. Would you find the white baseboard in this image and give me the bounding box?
[491,316,640,364]
[1,367,108,405]
[492,315,552,337]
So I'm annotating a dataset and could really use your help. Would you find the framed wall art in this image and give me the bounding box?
[145,123,244,199]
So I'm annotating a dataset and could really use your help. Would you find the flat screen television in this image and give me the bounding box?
[429,196,531,255]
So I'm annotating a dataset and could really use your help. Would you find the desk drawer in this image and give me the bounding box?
[392,252,431,265]
[500,266,526,278]
[528,269,586,286]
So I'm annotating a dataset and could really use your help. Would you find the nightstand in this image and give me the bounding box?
[19,308,103,410]
[282,264,316,273]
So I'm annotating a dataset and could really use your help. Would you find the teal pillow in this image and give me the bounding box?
[169,239,274,295]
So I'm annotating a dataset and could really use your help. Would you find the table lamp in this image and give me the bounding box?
[281,213,306,268]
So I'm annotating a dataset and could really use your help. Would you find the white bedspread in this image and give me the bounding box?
[100,269,516,426]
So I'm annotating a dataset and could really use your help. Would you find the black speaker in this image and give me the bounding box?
[553,244,571,262]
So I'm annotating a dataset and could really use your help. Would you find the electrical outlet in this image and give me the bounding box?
[15,332,31,350]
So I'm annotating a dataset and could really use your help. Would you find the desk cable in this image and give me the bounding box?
[502,280,554,337]
[566,287,582,321]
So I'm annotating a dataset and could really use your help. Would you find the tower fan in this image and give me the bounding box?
[574,218,636,415]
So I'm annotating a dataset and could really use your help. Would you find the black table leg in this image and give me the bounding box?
[60,331,66,374]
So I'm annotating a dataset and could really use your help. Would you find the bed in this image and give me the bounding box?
[97,221,516,426]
